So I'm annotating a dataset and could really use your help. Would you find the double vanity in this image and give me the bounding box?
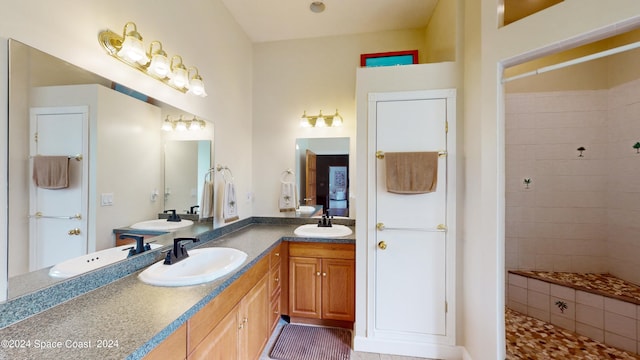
[0,218,354,360]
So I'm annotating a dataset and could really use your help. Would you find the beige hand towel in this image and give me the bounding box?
[199,180,214,220]
[32,155,70,189]
[385,152,438,194]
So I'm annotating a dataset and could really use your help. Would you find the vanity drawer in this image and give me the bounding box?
[288,242,354,260]
[270,243,282,267]
[270,264,281,299]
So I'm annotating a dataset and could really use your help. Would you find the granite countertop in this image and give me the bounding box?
[0,222,355,360]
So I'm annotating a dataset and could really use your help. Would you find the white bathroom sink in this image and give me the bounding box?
[294,224,353,238]
[49,243,162,278]
[297,206,317,214]
[130,219,194,232]
[138,247,248,287]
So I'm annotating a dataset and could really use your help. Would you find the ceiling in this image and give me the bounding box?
[220,0,439,43]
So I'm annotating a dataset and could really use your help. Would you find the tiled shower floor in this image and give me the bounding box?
[507,270,640,359]
[506,307,640,359]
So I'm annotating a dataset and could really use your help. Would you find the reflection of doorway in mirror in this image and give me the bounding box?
[329,166,348,215]
[316,155,349,217]
[29,106,89,271]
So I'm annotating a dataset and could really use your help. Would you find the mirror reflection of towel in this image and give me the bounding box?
[199,180,214,220]
[385,152,438,194]
[32,155,70,189]
[223,181,239,223]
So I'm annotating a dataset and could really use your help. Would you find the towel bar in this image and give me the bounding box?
[376,222,446,232]
[375,150,446,159]
[30,154,82,161]
[29,212,82,220]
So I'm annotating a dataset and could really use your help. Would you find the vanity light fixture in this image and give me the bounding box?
[99,21,207,97]
[161,115,206,132]
[299,109,344,128]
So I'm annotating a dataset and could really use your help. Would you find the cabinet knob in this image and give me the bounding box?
[378,241,387,250]
[322,272,327,277]
[316,272,321,276]
[275,252,280,257]
[274,277,279,282]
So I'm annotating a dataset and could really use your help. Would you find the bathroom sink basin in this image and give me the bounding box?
[130,219,194,232]
[294,224,353,238]
[138,247,248,287]
[49,243,162,278]
[297,206,317,214]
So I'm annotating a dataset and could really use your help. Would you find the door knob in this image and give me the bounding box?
[376,222,385,231]
[68,228,81,235]
[378,241,387,250]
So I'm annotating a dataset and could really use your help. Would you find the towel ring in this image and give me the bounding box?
[281,169,295,182]
[203,168,215,181]
[216,165,233,182]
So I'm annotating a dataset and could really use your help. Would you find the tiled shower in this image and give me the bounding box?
[505,77,640,355]
[505,78,640,282]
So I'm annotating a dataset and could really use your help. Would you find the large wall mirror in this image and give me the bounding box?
[4,39,213,301]
[295,137,350,217]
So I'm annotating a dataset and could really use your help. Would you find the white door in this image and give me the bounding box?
[29,106,88,271]
[368,90,456,349]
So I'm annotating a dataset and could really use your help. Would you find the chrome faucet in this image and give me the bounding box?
[119,234,151,257]
[164,237,199,265]
[163,209,182,222]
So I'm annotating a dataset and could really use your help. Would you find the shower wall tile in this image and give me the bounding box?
[505,84,637,276]
[605,331,637,354]
[605,311,636,339]
[576,322,605,343]
[550,284,575,301]
[577,290,604,309]
[577,304,604,328]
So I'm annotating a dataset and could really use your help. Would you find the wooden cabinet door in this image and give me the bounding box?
[240,275,269,360]
[322,258,355,321]
[188,304,239,360]
[289,257,322,319]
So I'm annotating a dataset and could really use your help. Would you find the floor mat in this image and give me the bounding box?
[269,324,351,360]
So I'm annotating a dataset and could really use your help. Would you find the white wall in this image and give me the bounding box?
[0,0,253,228]
[251,30,427,217]
[465,1,640,358]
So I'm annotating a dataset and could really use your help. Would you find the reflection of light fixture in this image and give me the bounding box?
[299,109,344,128]
[161,115,206,132]
[310,1,326,13]
[98,21,206,96]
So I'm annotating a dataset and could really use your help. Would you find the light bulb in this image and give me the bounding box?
[118,34,148,65]
[188,77,207,97]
